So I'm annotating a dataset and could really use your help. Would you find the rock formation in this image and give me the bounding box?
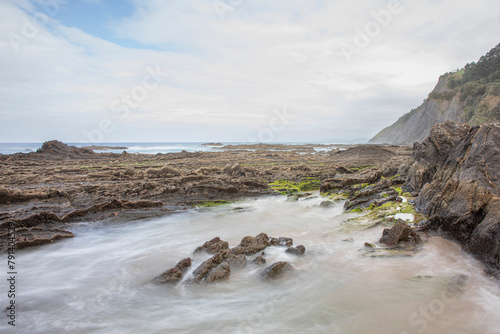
[404,121,500,276]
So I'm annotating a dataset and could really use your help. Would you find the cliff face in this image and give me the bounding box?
[371,42,500,145]
[370,76,466,144]
[404,121,500,276]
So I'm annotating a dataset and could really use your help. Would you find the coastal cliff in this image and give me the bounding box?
[370,43,500,145]
[404,121,500,276]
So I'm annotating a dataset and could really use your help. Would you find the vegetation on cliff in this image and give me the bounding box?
[370,42,500,144]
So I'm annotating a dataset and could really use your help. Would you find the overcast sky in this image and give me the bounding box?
[1,0,499,143]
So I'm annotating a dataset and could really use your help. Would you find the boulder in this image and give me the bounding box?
[154,257,192,284]
[232,233,269,255]
[205,262,231,283]
[379,220,422,249]
[192,250,230,282]
[194,237,229,254]
[226,254,247,269]
[261,261,293,280]
[269,237,293,247]
[285,245,306,256]
[253,255,266,265]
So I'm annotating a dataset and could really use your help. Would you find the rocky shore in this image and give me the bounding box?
[1,127,499,278]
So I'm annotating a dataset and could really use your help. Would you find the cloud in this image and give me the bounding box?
[0,0,499,142]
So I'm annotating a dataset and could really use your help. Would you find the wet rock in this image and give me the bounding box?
[205,262,230,283]
[253,256,266,265]
[344,178,398,212]
[269,237,293,247]
[362,249,415,258]
[343,238,354,243]
[261,261,293,280]
[226,254,247,269]
[379,220,422,249]
[192,250,230,282]
[232,233,269,255]
[285,245,306,256]
[154,257,192,284]
[364,242,376,249]
[194,237,229,255]
[320,167,382,192]
[319,200,334,208]
[403,122,500,274]
[286,195,299,202]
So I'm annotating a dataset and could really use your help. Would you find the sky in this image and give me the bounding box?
[0,0,499,143]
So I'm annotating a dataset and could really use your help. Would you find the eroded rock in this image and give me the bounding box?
[261,261,293,280]
[154,257,192,284]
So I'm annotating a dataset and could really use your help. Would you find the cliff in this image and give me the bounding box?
[404,121,500,276]
[370,42,500,145]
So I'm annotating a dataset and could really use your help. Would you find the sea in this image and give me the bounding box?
[0,142,351,155]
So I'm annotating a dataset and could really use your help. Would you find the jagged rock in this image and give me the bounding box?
[269,237,293,247]
[253,256,266,265]
[36,140,94,156]
[205,262,230,283]
[261,261,293,280]
[226,254,247,269]
[379,220,422,249]
[320,167,382,192]
[154,257,192,284]
[192,250,230,282]
[344,178,398,211]
[285,245,306,256]
[404,122,500,275]
[194,237,229,254]
[232,233,269,255]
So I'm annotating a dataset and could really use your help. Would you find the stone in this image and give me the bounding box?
[261,261,293,280]
[154,257,192,284]
[269,237,293,247]
[194,237,229,255]
[253,255,266,265]
[285,245,306,256]
[226,254,247,269]
[205,262,230,283]
[232,233,269,255]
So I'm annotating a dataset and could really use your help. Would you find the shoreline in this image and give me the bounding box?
[1,131,499,278]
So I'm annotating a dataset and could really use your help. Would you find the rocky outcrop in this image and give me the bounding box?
[194,237,229,254]
[370,43,500,145]
[343,178,399,211]
[285,245,306,256]
[404,122,500,276]
[261,261,293,280]
[36,140,95,157]
[379,221,422,250]
[154,257,192,284]
[232,233,270,255]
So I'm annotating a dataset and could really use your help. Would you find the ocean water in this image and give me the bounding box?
[1,195,500,333]
[0,142,344,155]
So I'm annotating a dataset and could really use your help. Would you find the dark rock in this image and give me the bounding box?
[344,178,398,211]
[205,262,230,283]
[321,167,382,192]
[379,220,422,249]
[253,255,266,265]
[36,140,94,157]
[261,261,293,280]
[319,200,334,208]
[404,122,500,274]
[192,250,230,282]
[269,237,293,247]
[232,233,269,255]
[226,254,247,269]
[194,237,229,254]
[285,245,306,256]
[154,257,192,284]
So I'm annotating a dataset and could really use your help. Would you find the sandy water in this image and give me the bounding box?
[2,195,500,334]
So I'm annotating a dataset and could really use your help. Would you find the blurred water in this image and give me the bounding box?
[1,195,499,333]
